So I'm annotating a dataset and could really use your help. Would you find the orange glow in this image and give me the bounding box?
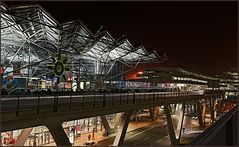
[125,63,162,80]
[125,68,144,80]
[137,71,143,74]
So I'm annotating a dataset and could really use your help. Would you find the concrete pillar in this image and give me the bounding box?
[175,103,185,140]
[100,115,112,133]
[193,104,197,114]
[196,99,204,127]
[209,97,214,122]
[100,113,123,134]
[213,98,217,119]
[219,95,225,115]
[156,106,160,115]
[169,104,176,114]
[202,98,207,125]
[186,104,189,113]
[174,104,177,114]
[114,113,123,128]
[190,104,193,112]
[149,107,155,121]
[12,128,33,146]
[210,97,218,122]
[45,122,72,146]
[164,104,180,146]
[113,111,132,146]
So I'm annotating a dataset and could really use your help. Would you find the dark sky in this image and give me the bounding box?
[5,1,238,76]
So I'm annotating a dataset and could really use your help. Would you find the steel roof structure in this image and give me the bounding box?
[1,4,167,84]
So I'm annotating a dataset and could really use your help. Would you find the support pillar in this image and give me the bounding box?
[209,97,214,122]
[155,106,160,116]
[100,113,123,134]
[190,104,193,113]
[149,107,155,121]
[174,104,177,114]
[45,122,72,146]
[210,97,218,122]
[113,111,132,146]
[176,103,185,140]
[12,128,33,146]
[219,94,225,115]
[213,98,217,119]
[164,103,185,146]
[196,99,204,127]
[186,104,189,113]
[114,113,123,128]
[202,98,207,125]
[100,115,112,133]
[193,103,197,114]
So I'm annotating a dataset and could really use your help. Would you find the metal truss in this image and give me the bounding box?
[1,3,167,86]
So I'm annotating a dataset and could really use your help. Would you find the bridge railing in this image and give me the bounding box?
[1,91,204,116]
[187,104,238,146]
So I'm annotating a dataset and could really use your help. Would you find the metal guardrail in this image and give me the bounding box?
[2,91,226,133]
[1,91,204,117]
[187,104,238,146]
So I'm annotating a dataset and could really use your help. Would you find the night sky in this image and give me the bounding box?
[5,1,238,76]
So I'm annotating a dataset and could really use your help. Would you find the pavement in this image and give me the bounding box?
[42,114,206,146]
[43,118,165,146]
[34,109,225,146]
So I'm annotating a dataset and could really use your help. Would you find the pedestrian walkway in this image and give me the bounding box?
[43,119,164,146]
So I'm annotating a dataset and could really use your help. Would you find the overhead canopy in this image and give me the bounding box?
[1,3,167,67]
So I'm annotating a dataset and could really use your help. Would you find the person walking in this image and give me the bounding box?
[88,133,91,141]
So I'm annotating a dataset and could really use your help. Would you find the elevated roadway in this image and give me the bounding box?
[1,91,225,146]
[2,91,202,132]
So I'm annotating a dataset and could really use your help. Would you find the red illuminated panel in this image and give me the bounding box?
[0,67,3,74]
[125,68,144,80]
[124,63,164,80]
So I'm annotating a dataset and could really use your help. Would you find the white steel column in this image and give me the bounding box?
[12,128,33,146]
[113,111,132,146]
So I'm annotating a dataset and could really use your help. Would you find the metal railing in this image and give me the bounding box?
[1,91,204,117]
[187,104,238,146]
